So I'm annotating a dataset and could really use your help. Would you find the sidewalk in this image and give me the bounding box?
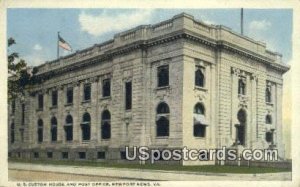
[8,162,292,181]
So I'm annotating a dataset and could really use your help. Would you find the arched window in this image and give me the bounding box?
[51,117,57,142]
[156,102,170,114]
[265,86,272,103]
[266,115,272,124]
[81,113,91,141]
[193,103,207,137]
[64,115,73,141]
[10,122,15,144]
[156,102,170,137]
[37,119,43,143]
[194,103,205,115]
[238,78,246,95]
[101,110,111,139]
[195,67,205,87]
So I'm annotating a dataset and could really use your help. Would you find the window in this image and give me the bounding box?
[156,102,170,137]
[102,79,111,97]
[120,151,127,160]
[101,110,111,139]
[38,94,43,110]
[62,152,68,159]
[66,87,73,104]
[266,115,272,124]
[265,132,273,143]
[34,152,39,158]
[21,104,25,125]
[266,85,272,103]
[51,117,57,142]
[37,119,43,143]
[78,152,86,159]
[125,82,132,110]
[157,65,169,87]
[12,100,15,114]
[83,84,91,101]
[47,152,53,158]
[81,113,91,141]
[194,103,205,115]
[193,103,207,137]
[236,109,247,146]
[195,66,205,87]
[52,90,58,107]
[64,115,73,141]
[238,77,246,95]
[97,152,106,159]
[10,123,15,144]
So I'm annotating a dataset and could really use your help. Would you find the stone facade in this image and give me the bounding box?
[8,13,289,165]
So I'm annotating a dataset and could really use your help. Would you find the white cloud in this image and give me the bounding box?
[33,44,42,51]
[200,16,215,25]
[249,20,271,31]
[78,10,154,37]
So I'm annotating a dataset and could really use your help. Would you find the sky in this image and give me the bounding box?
[7,9,292,66]
[7,9,292,158]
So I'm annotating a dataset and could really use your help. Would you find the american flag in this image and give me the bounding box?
[58,35,72,51]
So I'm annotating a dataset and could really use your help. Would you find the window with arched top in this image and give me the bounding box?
[193,103,207,137]
[81,112,91,141]
[238,78,246,95]
[195,67,205,87]
[101,110,111,139]
[37,119,43,143]
[64,115,73,141]
[51,117,57,142]
[194,103,205,115]
[156,102,170,137]
[156,102,170,114]
[266,115,272,124]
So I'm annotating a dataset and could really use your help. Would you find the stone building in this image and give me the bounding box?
[8,13,289,165]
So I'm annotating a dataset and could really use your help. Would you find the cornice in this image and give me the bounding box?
[33,30,289,84]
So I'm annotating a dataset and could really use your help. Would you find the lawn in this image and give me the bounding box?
[8,158,291,174]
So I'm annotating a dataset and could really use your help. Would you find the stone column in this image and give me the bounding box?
[90,78,99,144]
[276,84,284,157]
[73,82,81,143]
[231,68,239,142]
[250,74,257,148]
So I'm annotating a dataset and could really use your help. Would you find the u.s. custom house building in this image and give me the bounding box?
[8,13,289,165]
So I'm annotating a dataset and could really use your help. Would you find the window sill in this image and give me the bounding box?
[194,86,207,92]
[65,103,73,107]
[100,96,111,100]
[81,100,91,104]
[82,140,90,143]
[266,102,274,106]
[36,109,43,112]
[194,136,206,139]
[155,136,169,139]
[156,86,170,91]
[50,106,58,110]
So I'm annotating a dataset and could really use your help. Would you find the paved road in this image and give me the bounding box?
[9,162,292,181]
[9,169,130,181]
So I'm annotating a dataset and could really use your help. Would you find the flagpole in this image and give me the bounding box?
[57,32,60,59]
[241,8,244,35]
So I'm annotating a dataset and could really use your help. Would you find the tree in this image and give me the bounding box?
[8,37,36,99]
